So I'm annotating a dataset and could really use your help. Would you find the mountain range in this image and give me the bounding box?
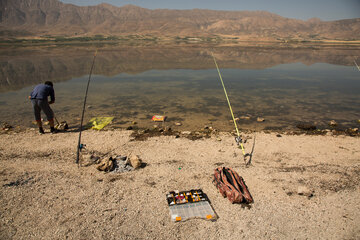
[0,0,359,41]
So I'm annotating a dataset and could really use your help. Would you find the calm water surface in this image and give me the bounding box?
[1,45,359,131]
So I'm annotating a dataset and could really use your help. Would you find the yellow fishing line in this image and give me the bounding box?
[211,52,246,155]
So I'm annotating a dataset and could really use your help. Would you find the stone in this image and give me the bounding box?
[181,131,191,135]
[129,155,142,169]
[96,157,114,172]
[240,116,251,120]
[329,120,337,127]
[346,128,359,135]
[257,117,265,122]
[175,122,182,126]
[326,131,333,136]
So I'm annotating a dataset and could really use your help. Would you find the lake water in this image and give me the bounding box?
[1,44,359,132]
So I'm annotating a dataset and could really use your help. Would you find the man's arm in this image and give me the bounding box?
[49,87,55,104]
[29,89,34,100]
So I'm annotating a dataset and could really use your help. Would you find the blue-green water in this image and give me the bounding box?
[1,46,359,131]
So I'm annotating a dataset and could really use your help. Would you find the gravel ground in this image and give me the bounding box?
[0,129,359,239]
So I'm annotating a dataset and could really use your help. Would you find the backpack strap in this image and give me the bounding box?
[226,167,253,203]
[213,167,253,204]
[221,167,243,203]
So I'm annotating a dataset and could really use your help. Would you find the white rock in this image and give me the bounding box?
[181,131,191,135]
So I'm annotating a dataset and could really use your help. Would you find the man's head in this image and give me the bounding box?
[44,81,53,87]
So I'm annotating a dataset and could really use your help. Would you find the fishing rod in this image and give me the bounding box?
[76,49,98,165]
[210,51,251,164]
[354,59,360,72]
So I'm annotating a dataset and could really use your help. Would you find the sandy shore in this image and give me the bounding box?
[0,129,359,239]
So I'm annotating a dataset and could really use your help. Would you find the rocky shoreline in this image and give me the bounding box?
[2,120,360,138]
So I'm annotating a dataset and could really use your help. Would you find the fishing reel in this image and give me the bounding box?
[235,136,247,145]
[79,144,86,151]
[235,136,242,145]
[235,136,252,166]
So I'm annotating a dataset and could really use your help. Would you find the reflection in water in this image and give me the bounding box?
[1,45,359,92]
[0,45,359,131]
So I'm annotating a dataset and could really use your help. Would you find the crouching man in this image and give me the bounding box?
[29,81,57,134]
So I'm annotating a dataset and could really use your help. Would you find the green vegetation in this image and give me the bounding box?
[0,34,188,46]
[174,36,223,43]
[0,35,123,45]
[1,34,358,47]
[53,35,120,42]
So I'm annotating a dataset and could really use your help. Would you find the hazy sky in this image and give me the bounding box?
[59,0,360,21]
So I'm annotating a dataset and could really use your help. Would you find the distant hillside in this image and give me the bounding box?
[1,0,359,40]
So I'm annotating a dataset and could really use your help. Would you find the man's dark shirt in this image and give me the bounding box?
[30,84,55,102]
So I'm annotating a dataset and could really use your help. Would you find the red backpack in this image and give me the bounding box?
[213,167,253,204]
